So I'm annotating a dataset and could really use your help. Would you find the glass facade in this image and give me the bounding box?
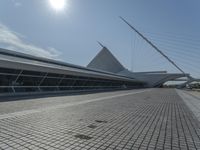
[0,67,144,94]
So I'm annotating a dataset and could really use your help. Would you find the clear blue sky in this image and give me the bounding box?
[0,0,200,77]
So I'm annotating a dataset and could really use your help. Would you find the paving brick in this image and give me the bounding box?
[0,89,200,149]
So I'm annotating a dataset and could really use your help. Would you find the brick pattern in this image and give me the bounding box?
[0,89,200,150]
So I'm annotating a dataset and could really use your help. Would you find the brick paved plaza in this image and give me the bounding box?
[0,89,200,150]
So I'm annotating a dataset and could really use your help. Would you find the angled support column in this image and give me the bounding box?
[38,73,48,92]
[57,75,65,90]
[12,70,23,93]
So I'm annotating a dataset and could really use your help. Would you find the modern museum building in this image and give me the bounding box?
[0,48,145,96]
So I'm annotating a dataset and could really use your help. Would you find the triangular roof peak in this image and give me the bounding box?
[87,46,125,73]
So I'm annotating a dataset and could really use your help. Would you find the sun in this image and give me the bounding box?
[49,0,66,11]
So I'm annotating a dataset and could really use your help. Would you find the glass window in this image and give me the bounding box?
[0,74,18,86]
[17,76,43,86]
[0,67,21,75]
[14,87,39,93]
[40,87,58,92]
[41,77,61,86]
[22,70,46,76]
[60,79,75,86]
[0,87,13,93]
[47,73,63,78]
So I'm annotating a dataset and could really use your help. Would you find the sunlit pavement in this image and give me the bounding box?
[177,90,200,123]
[0,89,200,150]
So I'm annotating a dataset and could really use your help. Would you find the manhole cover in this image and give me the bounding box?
[95,120,108,123]
[88,124,97,129]
[74,134,92,140]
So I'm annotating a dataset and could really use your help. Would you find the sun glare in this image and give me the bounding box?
[49,0,66,11]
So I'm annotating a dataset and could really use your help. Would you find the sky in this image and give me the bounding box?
[0,0,200,78]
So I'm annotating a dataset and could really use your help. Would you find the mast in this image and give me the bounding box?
[97,41,105,48]
[120,16,185,74]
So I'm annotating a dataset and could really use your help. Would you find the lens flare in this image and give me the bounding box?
[49,0,66,11]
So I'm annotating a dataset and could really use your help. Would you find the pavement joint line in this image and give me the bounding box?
[0,89,150,120]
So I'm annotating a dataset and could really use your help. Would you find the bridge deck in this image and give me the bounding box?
[0,89,200,150]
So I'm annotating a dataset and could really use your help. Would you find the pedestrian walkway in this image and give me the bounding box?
[0,89,200,150]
